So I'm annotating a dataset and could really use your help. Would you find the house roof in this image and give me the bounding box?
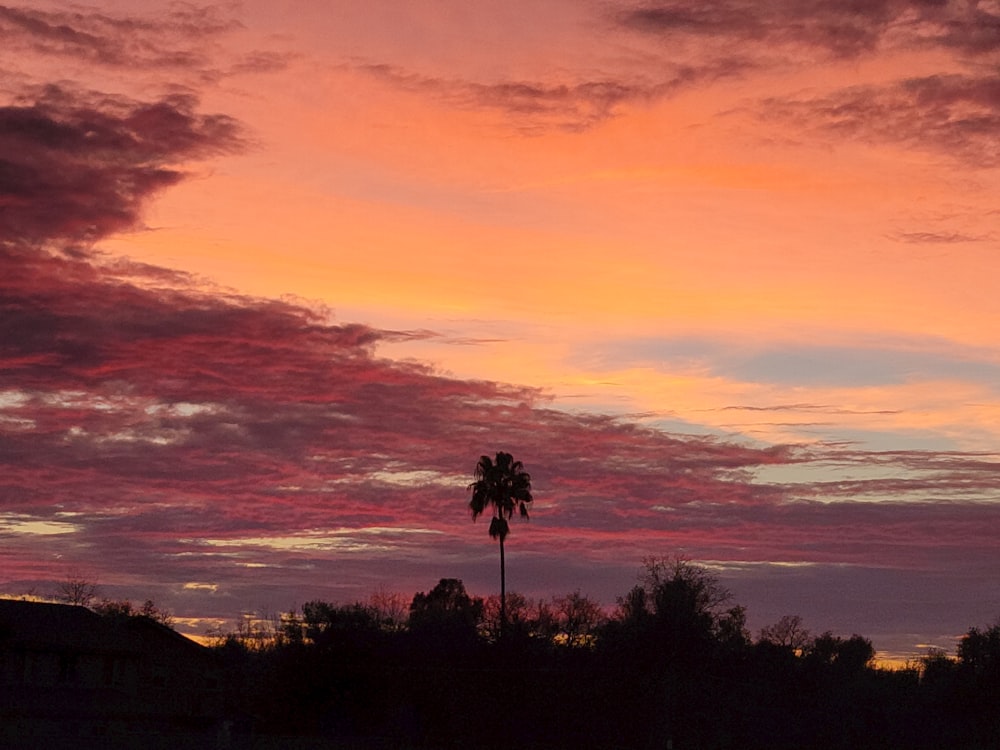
[0,599,141,654]
[0,598,208,657]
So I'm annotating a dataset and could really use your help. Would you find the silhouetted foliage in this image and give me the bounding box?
[408,577,483,643]
[480,591,540,642]
[552,589,605,647]
[367,585,408,632]
[955,621,1000,745]
[92,596,174,627]
[807,630,876,671]
[55,575,98,607]
[959,621,1000,679]
[194,565,1000,749]
[606,557,738,666]
[300,600,381,647]
[758,613,812,652]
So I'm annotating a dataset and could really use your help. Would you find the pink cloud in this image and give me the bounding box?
[5,220,997,597]
[3,227,805,605]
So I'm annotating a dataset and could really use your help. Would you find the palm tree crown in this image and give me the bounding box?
[468,451,533,540]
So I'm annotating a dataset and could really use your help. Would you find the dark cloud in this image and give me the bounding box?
[932,2,1000,56]
[618,0,1000,59]
[615,0,1000,156]
[0,84,243,248]
[622,1,888,58]
[352,2,997,135]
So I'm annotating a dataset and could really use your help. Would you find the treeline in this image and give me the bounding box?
[207,558,998,749]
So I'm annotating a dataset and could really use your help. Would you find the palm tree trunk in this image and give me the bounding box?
[499,534,506,639]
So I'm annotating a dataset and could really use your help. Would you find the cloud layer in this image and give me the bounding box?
[1,79,795,607]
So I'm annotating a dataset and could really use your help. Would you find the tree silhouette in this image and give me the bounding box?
[468,451,533,636]
[408,578,483,646]
[758,614,812,653]
[552,590,605,647]
[56,575,98,607]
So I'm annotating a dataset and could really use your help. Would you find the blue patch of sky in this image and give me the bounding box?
[574,336,1000,388]
[553,401,745,440]
[732,349,1000,388]
[752,441,954,493]
[803,427,960,452]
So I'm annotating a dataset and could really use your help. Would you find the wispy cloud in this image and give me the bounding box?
[0,3,289,80]
[617,1,1000,59]
[0,3,234,68]
[758,74,1000,166]
[351,56,749,132]
[354,62,646,133]
[720,404,903,416]
[888,230,989,244]
[340,1,998,139]
[617,1,1000,162]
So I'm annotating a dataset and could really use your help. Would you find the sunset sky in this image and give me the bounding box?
[2,0,1000,661]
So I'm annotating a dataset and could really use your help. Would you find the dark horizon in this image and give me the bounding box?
[5,566,1000,749]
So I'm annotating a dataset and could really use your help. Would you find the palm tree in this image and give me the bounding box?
[468,451,533,637]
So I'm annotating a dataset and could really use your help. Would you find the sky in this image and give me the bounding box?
[2,0,999,662]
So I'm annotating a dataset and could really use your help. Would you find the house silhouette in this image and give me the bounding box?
[0,598,241,749]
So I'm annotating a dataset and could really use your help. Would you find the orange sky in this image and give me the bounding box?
[96,2,1000,448]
